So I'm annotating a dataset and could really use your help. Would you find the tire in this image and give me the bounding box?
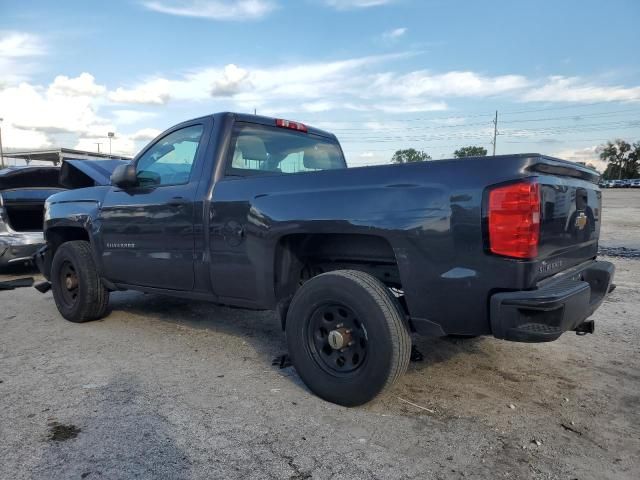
[286,270,411,406]
[50,240,110,323]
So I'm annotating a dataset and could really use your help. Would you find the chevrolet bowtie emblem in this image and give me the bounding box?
[575,212,588,230]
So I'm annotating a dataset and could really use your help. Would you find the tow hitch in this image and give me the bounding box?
[574,320,595,336]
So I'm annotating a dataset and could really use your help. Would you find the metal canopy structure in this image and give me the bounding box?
[3,148,131,166]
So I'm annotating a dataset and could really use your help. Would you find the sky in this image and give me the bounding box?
[1,0,639,169]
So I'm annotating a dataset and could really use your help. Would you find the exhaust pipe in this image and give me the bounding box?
[574,320,595,336]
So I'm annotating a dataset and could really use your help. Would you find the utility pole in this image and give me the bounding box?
[95,142,102,153]
[108,132,114,155]
[491,110,498,156]
[0,117,4,169]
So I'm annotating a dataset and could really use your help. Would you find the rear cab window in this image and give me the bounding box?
[227,122,347,176]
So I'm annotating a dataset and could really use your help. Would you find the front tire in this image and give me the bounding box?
[286,270,411,406]
[51,240,110,323]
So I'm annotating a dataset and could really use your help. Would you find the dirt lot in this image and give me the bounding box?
[1,190,638,480]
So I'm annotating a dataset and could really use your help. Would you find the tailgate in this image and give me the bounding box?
[532,158,601,280]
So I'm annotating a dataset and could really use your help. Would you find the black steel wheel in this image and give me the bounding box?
[51,240,110,323]
[307,303,368,376]
[286,270,411,406]
[57,260,79,309]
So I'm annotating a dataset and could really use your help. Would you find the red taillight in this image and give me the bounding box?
[275,118,308,132]
[488,181,540,259]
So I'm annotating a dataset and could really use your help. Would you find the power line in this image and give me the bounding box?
[496,108,640,124]
[498,101,615,116]
[309,101,635,127]
[334,120,639,142]
[326,108,640,134]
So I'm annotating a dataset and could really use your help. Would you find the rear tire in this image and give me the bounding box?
[286,270,411,406]
[51,240,109,323]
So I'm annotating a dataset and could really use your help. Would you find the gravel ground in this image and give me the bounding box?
[0,190,638,480]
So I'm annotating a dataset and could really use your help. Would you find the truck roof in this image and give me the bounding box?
[186,112,338,140]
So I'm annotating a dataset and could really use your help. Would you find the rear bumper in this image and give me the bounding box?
[490,260,615,342]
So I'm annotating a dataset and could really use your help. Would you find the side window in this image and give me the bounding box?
[136,125,204,187]
[227,123,347,176]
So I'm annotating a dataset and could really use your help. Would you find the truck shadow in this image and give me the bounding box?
[105,290,583,420]
[107,290,484,374]
[107,290,287,359]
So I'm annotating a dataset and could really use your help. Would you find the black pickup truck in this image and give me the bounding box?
[35,112,614,406]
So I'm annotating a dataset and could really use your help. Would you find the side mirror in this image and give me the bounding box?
[110,164,137,189]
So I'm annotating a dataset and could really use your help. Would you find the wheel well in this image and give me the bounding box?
[274,234,403,326]
[46,226,90,257]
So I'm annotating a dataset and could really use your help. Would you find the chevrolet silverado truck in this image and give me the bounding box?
[35,112,615,406]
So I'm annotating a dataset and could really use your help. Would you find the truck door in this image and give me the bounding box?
[99,122,208,290]
[208,120,346,306]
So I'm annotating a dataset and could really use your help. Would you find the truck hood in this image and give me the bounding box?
[59,159,129,188]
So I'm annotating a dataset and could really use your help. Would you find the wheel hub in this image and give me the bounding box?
[328,327,352,350]
[307,304,368,376]
[65,274,78,290]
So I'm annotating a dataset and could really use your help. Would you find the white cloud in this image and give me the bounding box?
[111,110,158,125]
[131,128,162,141]
[101,55,640,118]
[382,27,407,40]
[1,123,53,151]
[522,76,640,103]
[0,74,150,156]
[49,73,106,97]
[141,0,276,20]
[301,101,337,112]
[373,70,530,99]
[108,78,172,104]
[0,31,46,85]
[359,151,374,158]
[4,47,640,159]
[210,64,250,97]
[104,53,405,109]
[0,31,44,57]
[73,128,162,157]
[552,145,605,171]
[0,81,112,136]
[371,101,447,113]
[325,0,394,9]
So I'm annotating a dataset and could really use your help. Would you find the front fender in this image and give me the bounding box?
[42,187,109,277]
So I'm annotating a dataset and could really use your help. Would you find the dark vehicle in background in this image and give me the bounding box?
[35,112,615,406]
[0,166,65,268]
[0,160,126,269]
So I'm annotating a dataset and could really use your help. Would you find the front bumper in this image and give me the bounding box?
[490,260,615,342]
[0,231,44,268]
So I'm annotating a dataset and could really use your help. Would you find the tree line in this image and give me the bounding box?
[598,139,640,180]
[390,140,640,179]
[391,145,487,163]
